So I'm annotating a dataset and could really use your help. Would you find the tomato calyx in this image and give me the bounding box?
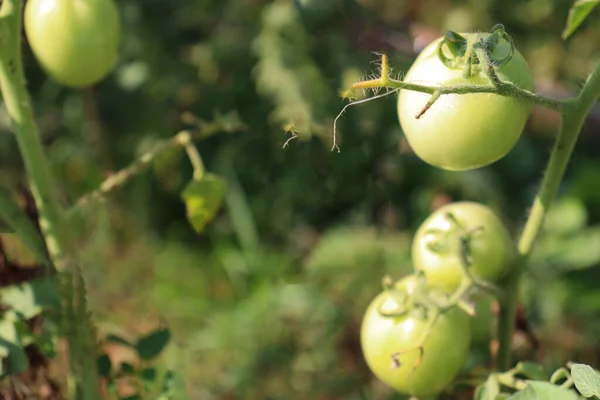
[376,274,446,378]
[378,272,448,317]
[436,24,515,79]
[373,273,473,385]
[418,211,502,310]
[422,211,503,303]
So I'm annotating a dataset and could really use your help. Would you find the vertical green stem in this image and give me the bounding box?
[0,2,100,399]
[496,62,600,371]
[0,0,68,267]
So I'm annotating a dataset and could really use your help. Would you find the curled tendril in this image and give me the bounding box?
[484,25,515,67]
[436,32,467,69]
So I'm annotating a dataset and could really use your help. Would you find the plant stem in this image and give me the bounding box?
[351,54,564,111]
[0,2,102,398]
[180,131,206,180]
[0,0,68,268]
[496,60,600,371]
[73,127,221,209]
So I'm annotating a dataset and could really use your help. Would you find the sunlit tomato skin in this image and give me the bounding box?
[25,0,121,88]
[360,275,471,397]
[412,202,514,294]
[397,33,535,171]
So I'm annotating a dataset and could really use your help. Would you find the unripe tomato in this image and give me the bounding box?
[412,202,514,294]
[25,0,121,88]
[360,275,471,397]
[397,32,535,171]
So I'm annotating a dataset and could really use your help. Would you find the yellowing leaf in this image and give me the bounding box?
[181,173,226,234]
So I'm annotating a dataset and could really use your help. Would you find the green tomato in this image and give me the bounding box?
[25,0,121,88]
[397,32,535,171]
[412,202,514,294]
[360,275,471,397]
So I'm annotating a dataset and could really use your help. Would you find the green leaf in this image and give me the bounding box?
[160,370,189,399]
[514,362,548,381]
[105,333,135,348]
[572,363,600,397]
[141,367,157,383]
[181,173,226,233]
[551,367,572,385]
[97,353,112,378]
[0,313,28,375]
[135,327,171,360]
[0,186,50,266]
[562,0,600,39]
[474,374,500,400]
[506,381,580,400]
[140,367,159,393]
[120,395,143,400]
[119,362,136,375]
[0,277,60,319]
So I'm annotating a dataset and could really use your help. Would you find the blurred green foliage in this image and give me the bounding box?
[1,0,600,398]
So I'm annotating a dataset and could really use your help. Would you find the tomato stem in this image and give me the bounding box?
[496,53,600,372]
[0,1,102,399]
[350,53,563,111]
[0,0,68,269]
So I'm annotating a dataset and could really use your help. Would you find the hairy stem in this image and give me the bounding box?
[0,0,68,268]
[0,1,101,398]
[351,54,564,111]
[496,60,600,371]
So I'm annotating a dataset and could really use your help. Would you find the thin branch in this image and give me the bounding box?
[73,125,226,209]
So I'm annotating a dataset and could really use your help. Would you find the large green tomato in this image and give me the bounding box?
[25,0,121,88]
[360,275,471,397]
[412,202,514,294]
[397,32,535,171]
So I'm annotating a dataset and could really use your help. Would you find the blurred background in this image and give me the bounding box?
[2,0,600,398]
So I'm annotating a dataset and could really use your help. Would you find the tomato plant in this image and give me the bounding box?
[397,31,535,171]
[412,201,515,294]
[360,275,471,397]
[24,0,121,88]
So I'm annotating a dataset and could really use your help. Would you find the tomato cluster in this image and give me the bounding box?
[25,0,121,88]
[360,27,525,397]
[361,202,514,397]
